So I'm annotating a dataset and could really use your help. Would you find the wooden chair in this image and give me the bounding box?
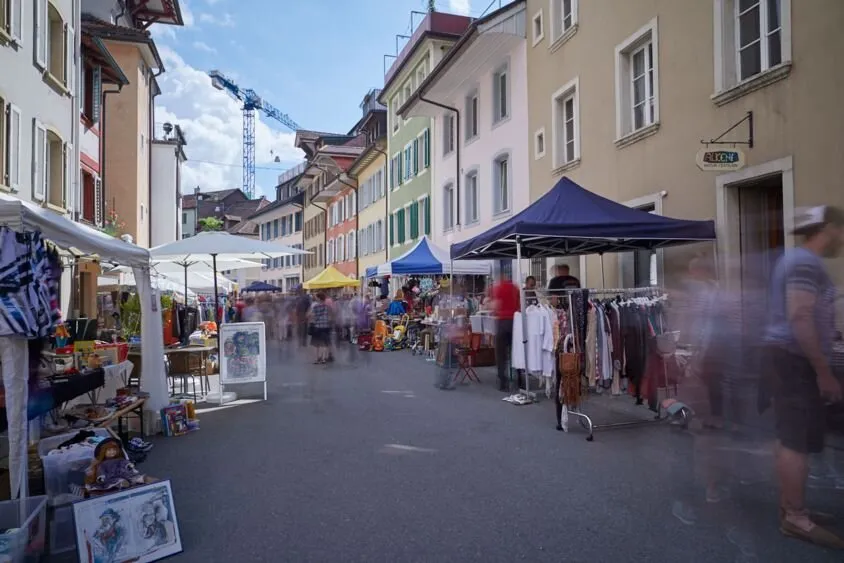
[454,332,483,384]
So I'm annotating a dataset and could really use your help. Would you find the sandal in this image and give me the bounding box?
[780,519,844,549]
[779,508,836,525]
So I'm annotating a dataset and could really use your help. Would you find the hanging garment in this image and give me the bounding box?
[585,306,597,387]
[512,306,555,375]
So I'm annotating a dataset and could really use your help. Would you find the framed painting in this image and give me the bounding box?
[219,321,267,385]
[73,480,182,563]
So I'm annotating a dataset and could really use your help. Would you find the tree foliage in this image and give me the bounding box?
[198,217,224,232]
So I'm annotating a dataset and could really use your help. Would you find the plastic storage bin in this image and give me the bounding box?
[38,429,113,506]
[0,496,48,562]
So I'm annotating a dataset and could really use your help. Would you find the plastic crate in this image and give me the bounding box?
[37,429,114,507]
[0,496,47,562]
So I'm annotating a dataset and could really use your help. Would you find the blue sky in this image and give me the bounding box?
[152,0,494,199]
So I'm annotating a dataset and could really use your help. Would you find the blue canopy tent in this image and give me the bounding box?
[451,177,716,261]
[369,236,490,277]
[244,281,282,292]
[449,177,716,433]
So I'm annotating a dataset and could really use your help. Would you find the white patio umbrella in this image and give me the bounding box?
[112,258,257,300]
[150,232,309,323]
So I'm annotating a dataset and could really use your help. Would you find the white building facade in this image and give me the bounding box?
[150,124,186,246]
[400,1,529,277]
[1,0,81,212]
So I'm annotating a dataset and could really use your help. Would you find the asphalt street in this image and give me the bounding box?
[68,341,844,562]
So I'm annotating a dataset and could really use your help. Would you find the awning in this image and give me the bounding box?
[370,236,491,277]
[451,177,716,260]
[303,266,360,290]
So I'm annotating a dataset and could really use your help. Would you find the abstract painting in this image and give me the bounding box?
[220,321,266,384]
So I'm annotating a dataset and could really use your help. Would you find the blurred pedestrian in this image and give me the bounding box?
[490,271,520,392]
[763,205,844,548]
[309,292,332,364]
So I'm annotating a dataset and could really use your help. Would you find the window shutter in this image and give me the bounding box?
[10,0,22,42]
[397,156,402,185]
[423,129,431,168]
[8,105,21,191]
[62,142,69,209]
[389,214,394,246]
[412,138,419,174]
[94,177,103,225]
[424,197,431,235]
[397,209,405,244]
[411,202,419,239]
[92,66,102,123]
[33,121,46,200]
[65,25,74,90]
[35,0,47,68]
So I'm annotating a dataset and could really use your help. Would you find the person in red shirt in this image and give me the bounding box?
[490,273,521,392]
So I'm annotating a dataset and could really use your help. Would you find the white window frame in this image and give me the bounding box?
[464,170,479,225]
[337,234,345,262]
[35,0,47,68]
[391,96,400,133]
[712,0,792,105]
[614,17,660,144]
[417,194,429,237]
[492,155,511,216]
[492,62,510,124]
[551,76,580,170]
[3,0,23,43]
[465,90,479,141]
[7,104,21,191]
[549,0,578,46]
[534,127,546,160]
[443,182,455,232]
[348,231,356,259]
[443,113,455,157]
[403,144,413,181]
[532,9,544,47]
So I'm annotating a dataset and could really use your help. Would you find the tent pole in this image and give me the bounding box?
[599,253,605,288]
[212,254,220,325]
[515,238,529,398]
[183,263,188,307]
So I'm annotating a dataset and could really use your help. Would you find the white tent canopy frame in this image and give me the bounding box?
[0,194,166,507]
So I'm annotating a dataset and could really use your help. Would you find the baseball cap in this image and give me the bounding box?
[792,205,844,235]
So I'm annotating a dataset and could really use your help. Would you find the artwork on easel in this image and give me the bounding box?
[219,321,266,385]
[73,480,182,563]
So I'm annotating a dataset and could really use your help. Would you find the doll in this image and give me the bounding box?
[85,438,145,493]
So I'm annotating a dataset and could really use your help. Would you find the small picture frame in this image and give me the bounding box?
[73,480,182,563]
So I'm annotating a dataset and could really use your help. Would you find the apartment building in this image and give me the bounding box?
[401,1,529,278]
[350,90,389,281]
[526,0,844,294]
[150,122,187,245]
[81,0,184,247]
[297,131,365,282]
[325,180,358,278]
[249,164,306,291]
[378,12,472,257]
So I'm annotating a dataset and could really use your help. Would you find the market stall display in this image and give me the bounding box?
[450,177,716,439]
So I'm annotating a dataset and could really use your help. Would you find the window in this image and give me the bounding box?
[550,0,578,43]
[295,211,302,231]
[493,157,510,215]
[1,99,21,191]
[348,231,356,259]
[422,129,430,169]
[443,183,455,231]
[493,65,509,123]
[82,65,102,123]
[403,145,412,181]
[534,128,546,159]
[714,0,790,100]
[390,153,401,189]
[327,239,335,264]
[552,77,580,168]
[615,19,659,142]
[532,10,544,46]
[273,219,279,238]
[391,97,400,133]
[419,196,430,236]
[389,213,395,246]
[737,0,782,81]
[404,205,412,241]
[45,129,66,209]
[442,114,455,156]
[465,91,479,140]
[1,0,23,42]
[376,220,383,251]
[465,172,479,224]
[46,2,72,89]
[412,137,419,175]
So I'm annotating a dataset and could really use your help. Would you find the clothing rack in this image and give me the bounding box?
[530,287,675,440]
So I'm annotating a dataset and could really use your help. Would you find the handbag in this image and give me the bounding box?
[558,334,580,377]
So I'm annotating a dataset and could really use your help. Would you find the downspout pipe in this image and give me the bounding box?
[419,96,460,227]
[101,86,124,225]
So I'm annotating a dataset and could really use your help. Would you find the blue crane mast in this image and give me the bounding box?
[208,70,301,199]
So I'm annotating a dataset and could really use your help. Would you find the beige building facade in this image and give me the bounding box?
[525,0,844,291]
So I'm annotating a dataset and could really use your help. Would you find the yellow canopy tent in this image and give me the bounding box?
[303,265,360,290]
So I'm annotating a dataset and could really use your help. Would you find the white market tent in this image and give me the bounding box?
[0,194,166,503]
[98,273,199,298]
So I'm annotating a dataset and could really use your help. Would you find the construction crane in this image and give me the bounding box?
[208,70,301,199]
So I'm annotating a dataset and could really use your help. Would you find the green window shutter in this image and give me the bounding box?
[390,159,395,189]
[424,197,431,235]
[423,129,430,168]
[410,202,419,239]
[398,209,406,244]
[389,214,394,246]
[412,138,419,174]
[398,156,403,185]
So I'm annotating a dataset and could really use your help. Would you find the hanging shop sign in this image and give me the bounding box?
[696,147,746,171]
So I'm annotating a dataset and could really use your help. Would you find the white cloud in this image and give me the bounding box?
[448,0,471,15]
[198,12,235,27]
[180,0,196,26]
[192,41,216,54]
[154,46,303,196]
